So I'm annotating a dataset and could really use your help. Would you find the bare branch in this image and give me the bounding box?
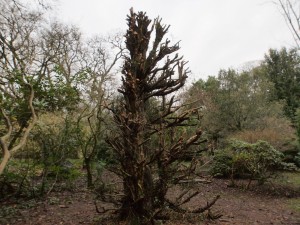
[277,0,300,47]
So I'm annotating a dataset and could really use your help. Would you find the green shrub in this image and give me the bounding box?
[0,159,36,198]
[47,163,80,181]
[280,138,300,166]
[209,150,233,177]
[210,140,284,184]
[96,140,116,164]
[280,162,299,171]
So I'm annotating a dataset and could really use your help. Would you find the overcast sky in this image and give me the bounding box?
[55,0,294,81]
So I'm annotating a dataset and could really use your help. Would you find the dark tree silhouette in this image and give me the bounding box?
[106,8,219,224]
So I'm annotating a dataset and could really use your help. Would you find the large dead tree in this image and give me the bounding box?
[106,8,218,224]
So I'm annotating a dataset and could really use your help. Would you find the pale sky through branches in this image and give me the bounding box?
[55,0,294,80]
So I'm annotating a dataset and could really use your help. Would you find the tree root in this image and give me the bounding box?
[165,194,220,214]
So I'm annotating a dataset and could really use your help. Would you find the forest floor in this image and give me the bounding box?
[1,170,300,225]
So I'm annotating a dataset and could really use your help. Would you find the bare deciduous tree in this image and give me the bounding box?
[38,21,87,111]
[76,33,124,188]
[277,0,300,48]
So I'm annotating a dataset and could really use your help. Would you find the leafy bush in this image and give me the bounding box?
[209,150,233,177]
[13,113,81,161]
[280,162,299,171]
[96,140,116,164]
[210,140,284,184]
[8,113,83,194]
[282,144,300,166]
[47,162,80,181]
[0,159,37,198]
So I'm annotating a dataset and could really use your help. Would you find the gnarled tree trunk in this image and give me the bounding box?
[106,8,217,224]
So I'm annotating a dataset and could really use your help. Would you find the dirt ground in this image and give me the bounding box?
[1,172,300,225]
